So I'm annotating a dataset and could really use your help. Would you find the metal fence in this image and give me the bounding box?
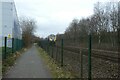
[2,37,24,60]
[39,32,119,78]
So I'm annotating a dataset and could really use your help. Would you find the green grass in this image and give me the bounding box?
[2,48,26,75]
[0,47,2,78]
[2,47,12,54]
[38,47,74,78]
[0,47,2,56]
[1,47,14,75]
[0,48,2,52]
[2,54,16,74]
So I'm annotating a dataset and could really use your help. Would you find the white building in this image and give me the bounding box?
[0,0,22,47]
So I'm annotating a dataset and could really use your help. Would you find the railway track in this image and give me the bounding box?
[56,45,119,63]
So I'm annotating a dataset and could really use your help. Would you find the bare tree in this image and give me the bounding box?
[19,17,36,47]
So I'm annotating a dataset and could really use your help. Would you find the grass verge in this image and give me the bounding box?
[37,47,74,78]
[0,48,2,79]
[2,48,27,75]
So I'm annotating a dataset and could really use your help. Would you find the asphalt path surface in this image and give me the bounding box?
[3,46,52,78]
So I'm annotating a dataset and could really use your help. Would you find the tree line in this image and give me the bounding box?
[57,2,120,50]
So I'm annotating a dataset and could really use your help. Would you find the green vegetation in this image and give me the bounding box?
[0,47,2,78]
[0,47,2,52]
[2,48,25,75]
[0,47,2,57]
[38,47,74,78]
[2,47,12,58]
[2,53,16,74]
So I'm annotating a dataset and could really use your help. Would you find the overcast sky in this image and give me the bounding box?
[13,0,118,38]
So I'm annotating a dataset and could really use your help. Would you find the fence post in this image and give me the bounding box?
[18,39,20,50]
[16,39,17,51]
[118,2,120,77]
[18,39,19,50]
[21,39,23,49]
[80,50,83,78]
[20,39,22,50]
[17,39,19,51]
[4,37,7,59]
[88,34,92,80]
[47,43,49,54]
[56,46,58,61]
[15,38,17,52]
[17,39,18,51]
[61,39,63,67]
[52,42,54,58]
[48,42,49,56]
[21,39,23,48]
[20,39,21,50]
[12,38,14,53]
[50,45,51,57]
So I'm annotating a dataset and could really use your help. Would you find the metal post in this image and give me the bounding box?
[17,39,18,51]
[88,34,92,80]
[56,46,58,61]
[61,39,63,67]
[52,42,54,58]
[15,39,17,51]
[20,39,22,50]
[21,39,23,48]
[118,2,120,77]
[17,39,18,50]
[17,39,19,51]
[21,39,22,48]
[80,50,83,78]
[20,39,21,50]
[18,39,20,50]
[12,38,14,53]
[15,38,16,52]
[50,45,51,57]
[48,42,49,55]
[18,39,19,51]
[19,39,20,50]
[4,37,7,59]
[14,39,16,52]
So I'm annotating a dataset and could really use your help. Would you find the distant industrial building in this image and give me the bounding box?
[0,0,22,47]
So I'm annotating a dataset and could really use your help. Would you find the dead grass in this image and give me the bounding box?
[38,47,75,78]
[2,48,27,75]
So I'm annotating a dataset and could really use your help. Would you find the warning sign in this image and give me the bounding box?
[49,34,56,42]
[7,38,12,48]
[8,34,11,39]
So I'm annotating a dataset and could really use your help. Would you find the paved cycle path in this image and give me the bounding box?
[3,46,52,78]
